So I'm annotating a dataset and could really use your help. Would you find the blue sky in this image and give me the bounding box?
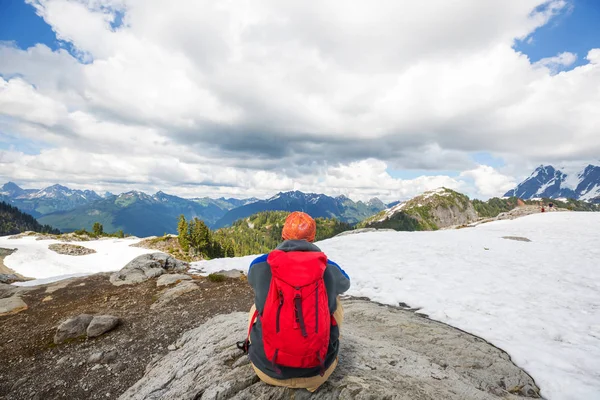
[514,0,600,68]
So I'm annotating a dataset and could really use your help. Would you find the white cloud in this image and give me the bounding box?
[0,0,598,200]
[460,165,516,198]
[534,51,578,72]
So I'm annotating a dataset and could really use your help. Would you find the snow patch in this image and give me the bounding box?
[0,236,156,280]
[193,213,600,400]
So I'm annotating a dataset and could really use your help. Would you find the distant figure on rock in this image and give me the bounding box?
[239,211,351,392]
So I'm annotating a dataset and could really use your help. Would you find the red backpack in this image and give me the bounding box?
[259,250,331,374]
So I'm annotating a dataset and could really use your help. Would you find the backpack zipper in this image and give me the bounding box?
[276,290,283,333]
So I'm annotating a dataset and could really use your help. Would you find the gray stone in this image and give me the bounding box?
[0,296,28,316]
[88,352,104,364]
[120,299,541,400]
[87,315,120,338]
[54,314,94,344]
[212,269,245,279]
[0,273,21,284]
[502,236,532,242]
[150,281,198,310]
[156,274,192,287]
[110,253,189,286]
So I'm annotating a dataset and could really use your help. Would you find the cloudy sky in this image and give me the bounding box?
[0,0,599,202]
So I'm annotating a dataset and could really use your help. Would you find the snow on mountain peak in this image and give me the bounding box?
[505,164,600,202]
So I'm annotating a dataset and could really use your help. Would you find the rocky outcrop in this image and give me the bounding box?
[109,253,189,286]
[0,273,21,284]
[121,298,540,400]
[0,296,28,317]
[156,274,192,287]
[150,281,198,310]
[54,314,121,344]
[360,188,479,231]
[48,243,96,256]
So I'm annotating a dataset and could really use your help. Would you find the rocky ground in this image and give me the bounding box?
[48,243,97,256]
[0,253,542,400]
[0,269,253,400]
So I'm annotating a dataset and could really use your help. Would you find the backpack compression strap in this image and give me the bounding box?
[237,309,259,353]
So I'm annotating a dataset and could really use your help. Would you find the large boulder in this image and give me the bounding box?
[110,253,189,286]
[54,314,94,344]
[121,299,540,400]
[54,314,120,343]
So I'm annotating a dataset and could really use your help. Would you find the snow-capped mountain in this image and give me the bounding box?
[505,164,600,202]
[1,183,102,217]
[212,190,387,229]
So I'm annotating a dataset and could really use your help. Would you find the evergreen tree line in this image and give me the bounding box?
[0,201,60,236]
[74,222,125,238]
[177,215,235,259]
[177,211,352,258]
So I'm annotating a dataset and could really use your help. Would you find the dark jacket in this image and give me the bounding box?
[248,240,351,379]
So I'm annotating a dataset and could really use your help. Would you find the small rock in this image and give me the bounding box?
[87,315,120,338]
[167,345,176,351]
[11,377,28,391]
[103,349,118,364]
[42,296,53,302]
[113,363,127,373]
[91,364,102,371]
[54,314,94,344]
[0,296,28,316]
[88,352,104,364]
[57,356,69,365]
[156,274,192,287]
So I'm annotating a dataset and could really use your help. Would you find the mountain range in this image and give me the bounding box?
[505,164,600,203]
[0,183,387,237]
[212,191,386,229]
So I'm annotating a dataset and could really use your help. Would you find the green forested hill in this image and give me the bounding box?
[212,211,352,256]
[0,201,60,236]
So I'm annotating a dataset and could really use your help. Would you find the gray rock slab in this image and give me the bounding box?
[110,253,189,286]
[150,281,198,310]
[87,315,120,338]
[54,314,94,344]
[0,296,28,316]
[156,274,192,287]
[121,298,541,400]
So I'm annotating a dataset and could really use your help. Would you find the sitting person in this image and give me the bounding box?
[241,211,350,392]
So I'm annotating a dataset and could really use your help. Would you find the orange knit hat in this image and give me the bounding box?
[281,211,317,242]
